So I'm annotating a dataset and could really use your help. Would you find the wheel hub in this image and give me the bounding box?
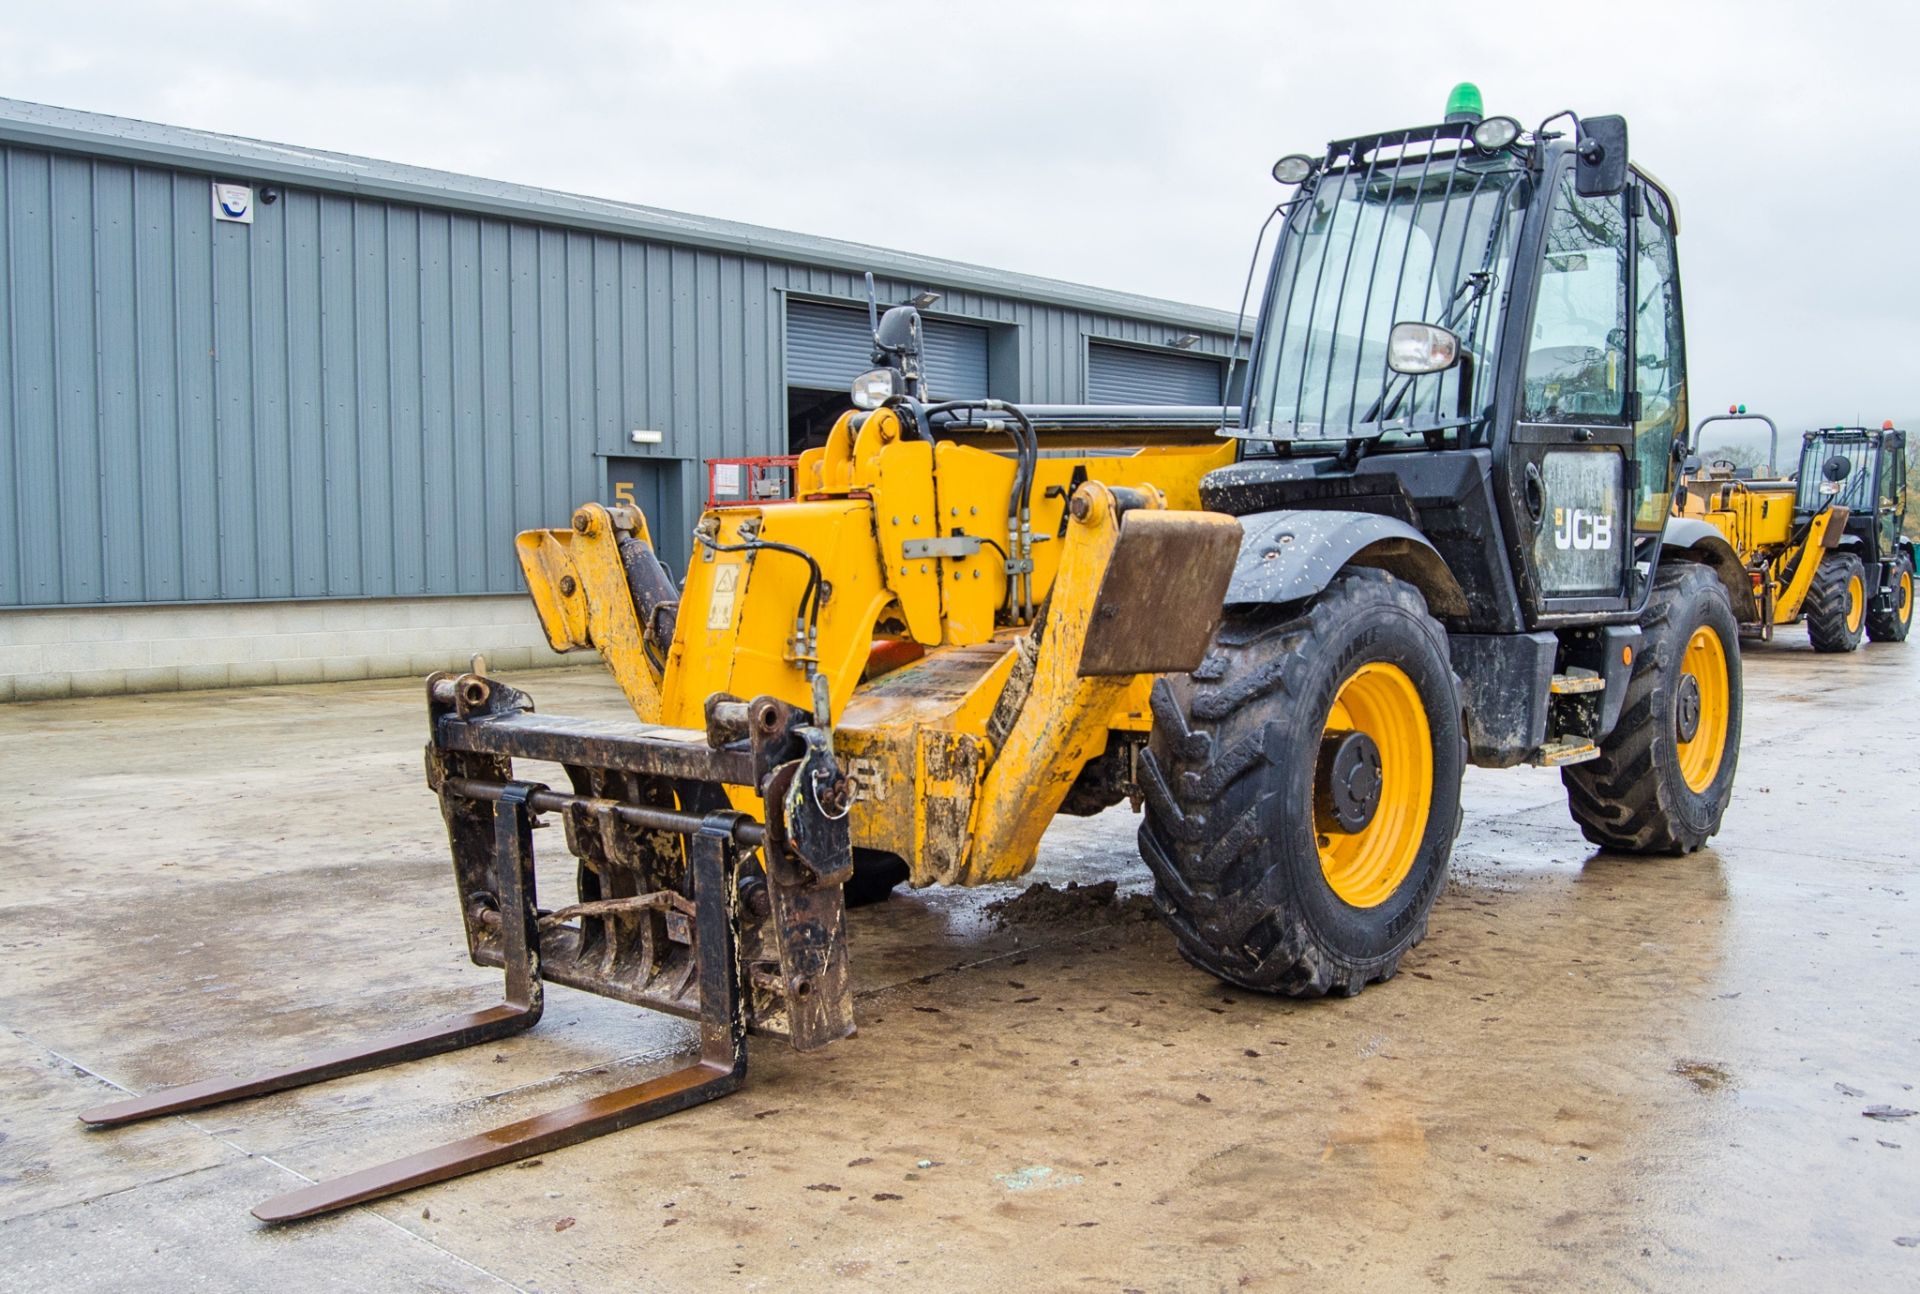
[1675,673,1702,742]
[1316,729,1383,833]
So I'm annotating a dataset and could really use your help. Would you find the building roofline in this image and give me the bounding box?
[0,96,1246,336]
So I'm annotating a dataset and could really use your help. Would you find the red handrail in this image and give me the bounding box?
[706,455,800,508]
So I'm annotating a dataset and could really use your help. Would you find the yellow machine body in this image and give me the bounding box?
[518,408,1241,888]
[1676,471,1847,626]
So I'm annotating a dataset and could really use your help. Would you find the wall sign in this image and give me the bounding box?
[212,182,255,224]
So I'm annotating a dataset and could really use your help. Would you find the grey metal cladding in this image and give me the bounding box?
[0,96,1241,335]
[0,100,1246,608]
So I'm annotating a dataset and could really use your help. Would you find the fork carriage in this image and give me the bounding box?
[83,670,859,1221]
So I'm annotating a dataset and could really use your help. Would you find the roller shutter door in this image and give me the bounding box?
[786,300,988,398]
[919,318,991,400]
[1086,342,1223,404]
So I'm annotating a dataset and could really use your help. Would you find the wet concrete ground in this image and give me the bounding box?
[1,630,1916,1292]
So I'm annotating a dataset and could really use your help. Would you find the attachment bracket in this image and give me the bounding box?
[81,671,853,1222]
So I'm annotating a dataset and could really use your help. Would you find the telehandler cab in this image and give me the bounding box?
[85,85,1749,1221]
[1673,410,1913,649]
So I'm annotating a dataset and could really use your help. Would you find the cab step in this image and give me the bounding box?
[1548,669,1605,695]
[1531,736,1600,767]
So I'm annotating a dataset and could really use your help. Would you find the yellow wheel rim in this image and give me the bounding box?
[1846,574,1865,633]
[1676,627,1730,794]
[1901,570,1914,626]
[1316,663,1432,909]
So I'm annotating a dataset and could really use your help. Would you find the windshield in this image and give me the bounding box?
[1239,142,1524,443]
[1798,434,1877,514]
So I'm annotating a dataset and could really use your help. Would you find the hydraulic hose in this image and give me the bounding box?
[693,529,826,678]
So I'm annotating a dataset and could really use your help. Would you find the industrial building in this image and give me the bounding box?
[0,98,1245,701]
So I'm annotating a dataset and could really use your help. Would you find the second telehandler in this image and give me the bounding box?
[1673,410,1914,649]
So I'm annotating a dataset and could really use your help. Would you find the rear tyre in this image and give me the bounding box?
[1866,549,1914,643]
[1564,562,1741,854]
[1138,568,1463,998]
[1806,552,1866,652]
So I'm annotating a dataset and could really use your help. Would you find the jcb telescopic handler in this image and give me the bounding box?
[86,85,1750,1221]
[1673,410,1914,649]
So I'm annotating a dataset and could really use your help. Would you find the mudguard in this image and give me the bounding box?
[1660,518,1759,623]
[1223,509,1466,617]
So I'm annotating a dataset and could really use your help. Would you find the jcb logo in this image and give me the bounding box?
[1552,507,1614,551]
[844,756,887,802]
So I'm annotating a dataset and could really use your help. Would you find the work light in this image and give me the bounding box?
[851,368,897,409]
[1271,154,1314,185]
[1471,115,1521,151]
[1386,322,1461,375]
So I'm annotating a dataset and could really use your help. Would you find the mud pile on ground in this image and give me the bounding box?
[984,879,1157,929]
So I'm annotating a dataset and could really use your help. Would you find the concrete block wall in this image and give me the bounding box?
[0,596,577,701]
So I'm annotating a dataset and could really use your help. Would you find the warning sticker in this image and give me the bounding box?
[707,563,741,630]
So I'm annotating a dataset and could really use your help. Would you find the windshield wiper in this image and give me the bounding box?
[1358,271,1492,426]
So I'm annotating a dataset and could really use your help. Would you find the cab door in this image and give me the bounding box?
[1876,433,1906,563]
[1509,165,1636,619]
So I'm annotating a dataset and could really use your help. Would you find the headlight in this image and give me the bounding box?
[1271,154,1315,185]
[851,368,897,410]
[1471,115,1521,151]
[1386,322,1462,375]
[1819,480,1843,496]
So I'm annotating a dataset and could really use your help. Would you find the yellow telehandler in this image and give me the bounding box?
[85,86,1751,1222]
[1670,410,1915,649]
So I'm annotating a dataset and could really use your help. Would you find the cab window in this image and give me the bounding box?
[1523,175,1627,423]
[1632,185,1686,531]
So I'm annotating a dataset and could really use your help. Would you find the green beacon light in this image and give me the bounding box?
[1445,82,1484,124]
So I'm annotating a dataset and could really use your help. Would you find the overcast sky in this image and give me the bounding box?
[4,1,1915,435]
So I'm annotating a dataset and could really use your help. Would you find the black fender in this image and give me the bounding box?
[1224,510,1468,619]
[1659,518,1759,623]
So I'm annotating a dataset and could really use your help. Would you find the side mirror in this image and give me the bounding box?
[1385,321,1461,375]
[1575,114,1629,197]
[1823,454,1852,482]
[1681,454,1702,475]
[873,305,921,357]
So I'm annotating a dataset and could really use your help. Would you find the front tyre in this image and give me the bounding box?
[1138,568,1463,998]
[1866,549,1914,643]
[1806,552,1867,652]
[1563,562,1741,854]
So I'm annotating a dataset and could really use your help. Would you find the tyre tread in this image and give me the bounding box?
[1806,552,1865,653]
[1562,562,1740,854]
[1138,569,1457,998]
[1866,550,1913,643]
